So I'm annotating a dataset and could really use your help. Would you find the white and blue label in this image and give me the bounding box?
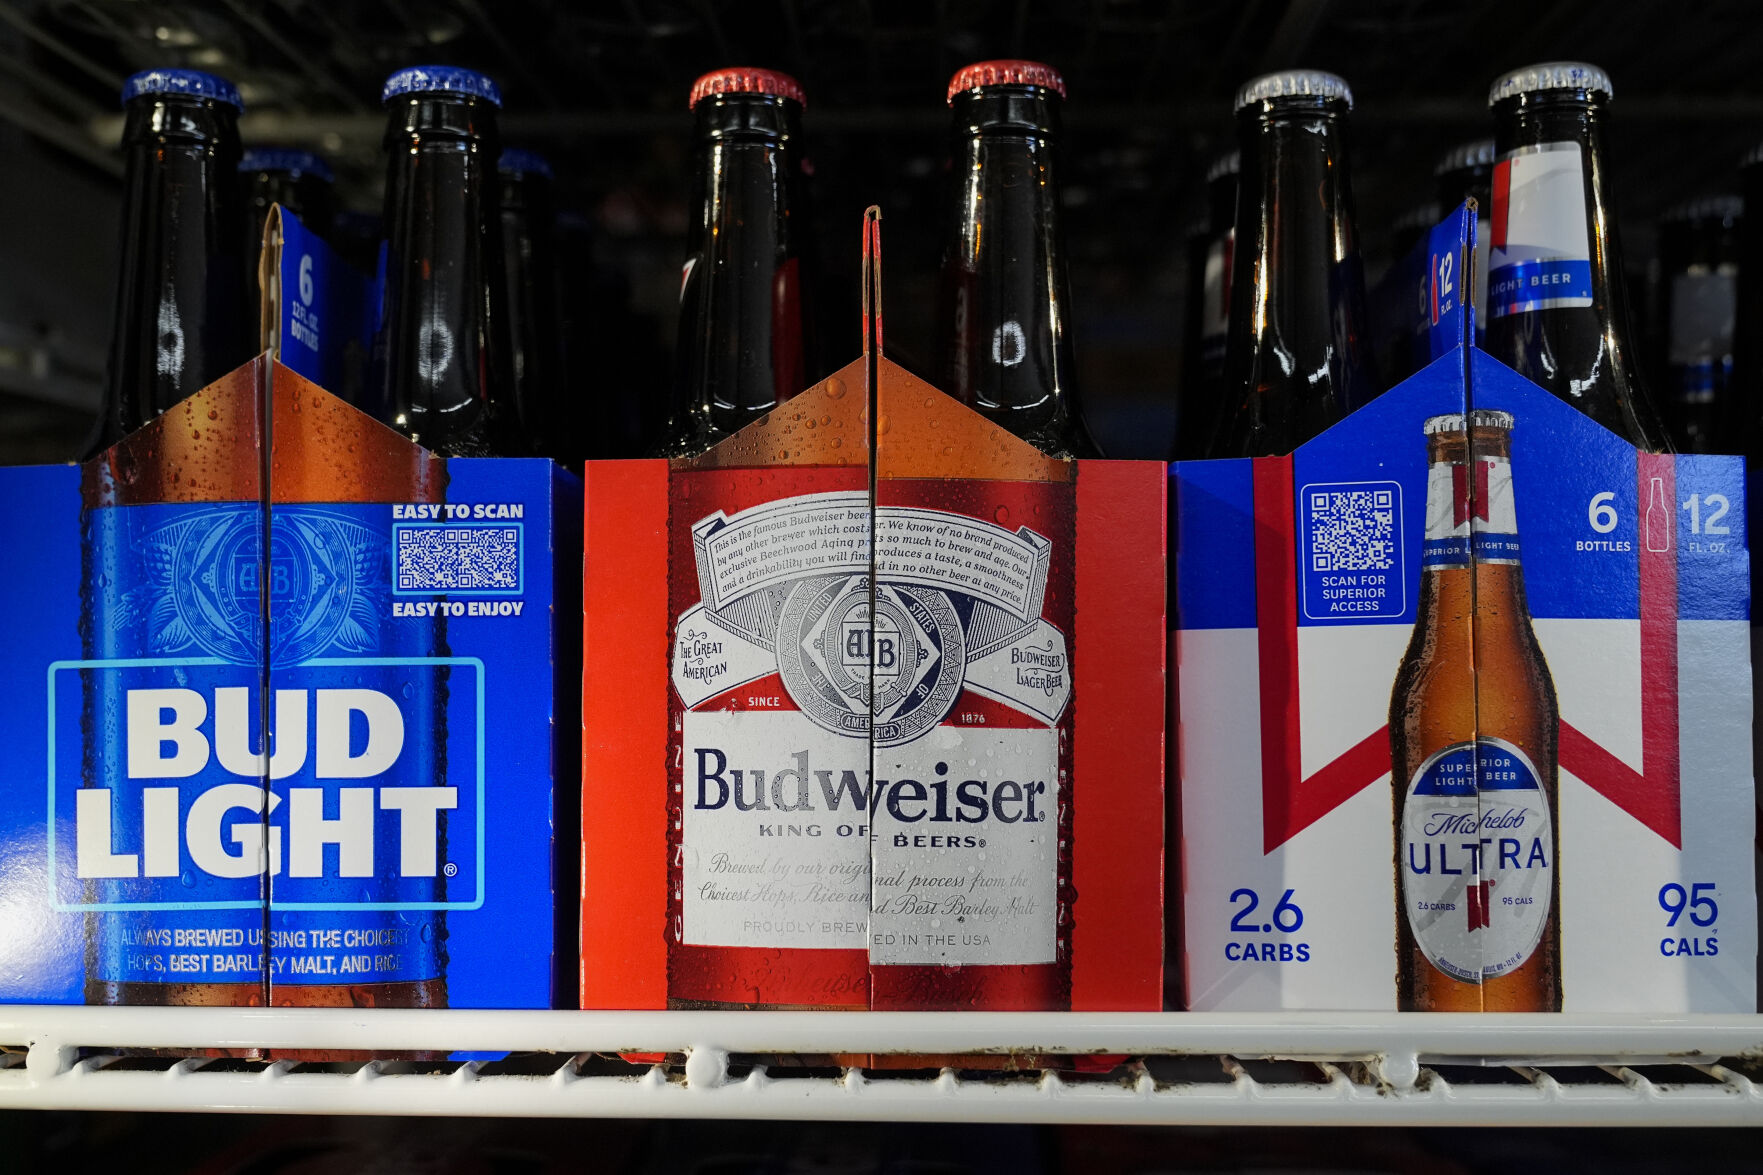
[1422,453,1521,570]
[1489,143,1593,318]
[1402,739,1553,984]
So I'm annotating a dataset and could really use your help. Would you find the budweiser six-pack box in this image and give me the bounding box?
[582,214,1166,1013]
[1177,207,1756,1012]
[0,210,573,1012]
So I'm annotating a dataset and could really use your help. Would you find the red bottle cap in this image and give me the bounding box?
[946,59,1066,104]
[688,67,806,110]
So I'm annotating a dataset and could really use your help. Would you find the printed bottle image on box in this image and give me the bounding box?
[1177,205,1755,1013]
[582,210,1165,1013]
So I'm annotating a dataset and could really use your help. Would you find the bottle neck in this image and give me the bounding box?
[1436,165,1492,217]
[373,92,505,457]
[1487,93,1665,449]
[664,94,806,457]
[93,95,246,459]
[937,87,1092,458]
[498,169,560,457]
[1214,97,1372,458]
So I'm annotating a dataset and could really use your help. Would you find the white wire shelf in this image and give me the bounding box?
[4,1007,1763,1125]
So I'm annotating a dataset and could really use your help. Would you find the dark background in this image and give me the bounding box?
[0,0,1759,463]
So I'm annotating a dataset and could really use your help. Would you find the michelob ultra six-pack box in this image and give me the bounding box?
[1177,206,1756,1012]
[582,212,1165,1013]
[0,209,571,1010]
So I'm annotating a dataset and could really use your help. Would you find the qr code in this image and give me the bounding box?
[1308,488,1395,572]
[397,525,520,592]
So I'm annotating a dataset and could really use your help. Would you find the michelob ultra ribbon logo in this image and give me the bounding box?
[673,490,1072,740]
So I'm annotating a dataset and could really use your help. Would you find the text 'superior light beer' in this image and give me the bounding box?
[1390,411,1561,1012]
[937,59,1096,459]
[88,70,251,460]
[1485,62,1668,451]
[1175,150,1237,460]
[369,66,509,457]
[659,68,811,459]
[1656,196,1742,454]
[1211,70,1374,458]
[496,148,565,461]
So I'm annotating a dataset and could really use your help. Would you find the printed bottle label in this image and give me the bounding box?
[1422,454,1520,568]
[1199,228,1233,367]
[1401,738,1553,984]
[1489,142,1593,318]
[71,501,474,987]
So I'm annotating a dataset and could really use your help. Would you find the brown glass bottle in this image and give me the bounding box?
[241,148,335,293]
[368,66,510,457]
[1211,70,1375,458]
[496,148,565,460]
[1485,62,1667,450]
[1435,138,1494,343]
[659,68,811,458]
[86,70,250,461]
[937,59,1098,458]
[1175,150,1237,460]
[1655,196,1741,454]
[1390,411,1561,1011]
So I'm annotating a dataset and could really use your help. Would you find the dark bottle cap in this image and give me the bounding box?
[1488,61,1612,106]
[381,65,502,106]
[1235,69,1351,111]
[121,68,242,110]
[947,59,1065,103]
[239,148,334,183]
[499,147,554,179]
[689,67,805,109]
[1435,138,1494,177]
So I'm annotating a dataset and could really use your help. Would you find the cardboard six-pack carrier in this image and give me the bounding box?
[0,208,572,1013]
[582,211,1167,1013]
[1177,206,1757,1012]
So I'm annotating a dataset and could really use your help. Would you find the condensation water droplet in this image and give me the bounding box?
[930,918,942,930]
[994,505,1010,524]
[825,377,846,399]
[941,445,954,457]
[180,871,196,888]
[401,682,415,699]
[831,437,843,448]
[875,414,891,435]
[207,408,219,421]
[420,923,434,943]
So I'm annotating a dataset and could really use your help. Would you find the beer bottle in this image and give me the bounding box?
[1656,196,1741,454]
[1175,149,1238,459]
[1728,146,1763,457]
[87,70,250,459]
[1211,70,1375,458]
[1485,63,1668,450]
[241,148,335,254]
[1435,138,1494,340]
[938,60,1098,458]
[497,147,565,460]
[240,149,336,320]
[1390,410,1561,1011]
[659,67,811,458]
[369,66,509,457]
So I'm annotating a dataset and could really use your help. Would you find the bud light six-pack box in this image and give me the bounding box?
[0,208,575,1010]
[581,217,1166,1013]
[1177,205,1755,1012]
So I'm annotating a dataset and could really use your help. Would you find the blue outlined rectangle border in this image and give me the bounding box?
[45,655,486,913]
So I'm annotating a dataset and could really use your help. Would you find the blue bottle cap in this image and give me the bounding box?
[498,148,553,179]
[382,65,502,107]
[239,149,335,184]
[121,69,243,111]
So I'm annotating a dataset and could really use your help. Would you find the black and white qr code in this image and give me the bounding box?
[1308,488,1395,573]
[396,525,521,592]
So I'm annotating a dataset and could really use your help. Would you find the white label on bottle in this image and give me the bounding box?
[679,709,871,950]
[1401,738,1553,984]
[1200,228,1233,347]
[1489,142,1593,318]
[868,728,1059,966]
